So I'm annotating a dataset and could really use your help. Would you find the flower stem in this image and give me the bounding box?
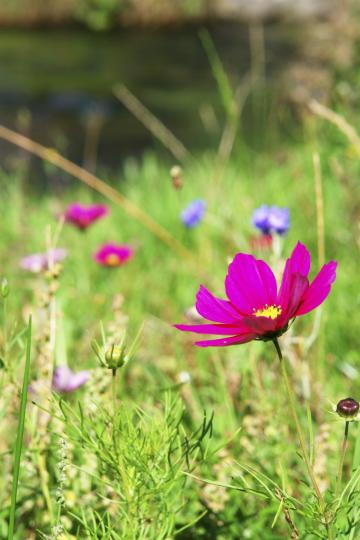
[273,338,333,540]
[111,368,117,416]
[335,421,350,498]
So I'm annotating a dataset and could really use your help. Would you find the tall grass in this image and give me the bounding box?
[0,31,360,535]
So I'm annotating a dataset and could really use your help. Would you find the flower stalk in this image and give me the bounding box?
[273,338,333,540]
[335,421,350,498]
[112,368,118,415]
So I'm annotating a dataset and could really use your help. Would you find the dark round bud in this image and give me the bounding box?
[336,397,359,419]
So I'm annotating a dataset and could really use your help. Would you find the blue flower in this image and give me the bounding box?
[267,206,290,235]
[251,205,270,234]
[181,200,206,228]
[252,205,290,235]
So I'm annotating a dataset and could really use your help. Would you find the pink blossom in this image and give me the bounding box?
[52,366,89,393]
[94,243,134,267]
[64,203,108,230]
[175,242,337,347]
[20,248,67,273]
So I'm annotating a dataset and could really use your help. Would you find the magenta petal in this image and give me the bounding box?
[289,242,311,276]
[195,333,256,347]
[225,254,277,314]
[242,315,278,334]
[195,285,241,324]
[94,243,134,266]
[295,261,337,316]
[256,259,278,300]
[279,273,309,321]
[65,203,108,229]
[278,242,310,308]
[175,322,249,336]
[277,258,292,308]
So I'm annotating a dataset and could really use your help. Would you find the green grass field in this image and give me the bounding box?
[0,93,360,539]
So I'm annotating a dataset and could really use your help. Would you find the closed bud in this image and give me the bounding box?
[1,277,9,298]
[105,344,127,369]
[336,397,360,420]
[170,165,183,190]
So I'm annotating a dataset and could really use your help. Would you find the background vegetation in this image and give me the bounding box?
[0,3,360,539]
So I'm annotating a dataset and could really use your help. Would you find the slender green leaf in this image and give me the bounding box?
[8,317,32,540]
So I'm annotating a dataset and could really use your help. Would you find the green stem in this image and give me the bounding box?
[111,368,117,416]
[336,421,350,498]
[38,452,54,520]
[3,296,8,365]
[273,338,333,540]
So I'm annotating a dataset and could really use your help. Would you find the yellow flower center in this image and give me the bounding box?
[105,253,120,266]
[254,304,282,319]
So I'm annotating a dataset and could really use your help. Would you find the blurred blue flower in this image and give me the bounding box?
[267,206,290,235]
[181,200,206,228]
[252,205,290,235]
[251,205,270,234]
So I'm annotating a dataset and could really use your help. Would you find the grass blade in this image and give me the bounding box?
[8,316,32,540]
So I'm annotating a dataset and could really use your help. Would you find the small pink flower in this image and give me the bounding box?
[52,366,89,393]
[64,203,108,230]
[175,242,337,347]
[94,243,134,267]
[20,248,67,273]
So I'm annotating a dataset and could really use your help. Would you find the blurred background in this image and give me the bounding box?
[0,0,356,184]
[1,3,360,538]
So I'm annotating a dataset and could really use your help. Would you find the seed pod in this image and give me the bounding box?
[336,397,360,419]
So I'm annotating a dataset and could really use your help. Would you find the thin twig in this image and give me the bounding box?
[113,84,190,162]
[274,487,299,540]
[308,99,360,156]
[213,75,252,183]
[0,124,193,262]
[313,152,325,268]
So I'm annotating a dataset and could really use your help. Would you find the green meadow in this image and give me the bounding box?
[0,48,360,539]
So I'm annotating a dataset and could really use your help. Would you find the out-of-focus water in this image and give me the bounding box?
[0,24,299,176]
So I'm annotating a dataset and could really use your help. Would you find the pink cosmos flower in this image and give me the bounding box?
[52,366,89,393]
[20,248,67,273]
[94,243,134,267]
[175,242,337,347]
[64,203,108,230]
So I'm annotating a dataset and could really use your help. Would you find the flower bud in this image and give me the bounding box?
[336,397,360,419]
[170,165,183,190]
[105,344,126,369]
[0,277,9,298]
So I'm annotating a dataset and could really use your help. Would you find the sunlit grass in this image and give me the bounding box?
[0,118,359,537]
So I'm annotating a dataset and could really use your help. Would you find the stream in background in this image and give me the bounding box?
[0,23,300,182]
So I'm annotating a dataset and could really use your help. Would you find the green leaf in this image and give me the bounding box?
[7,317,32,540]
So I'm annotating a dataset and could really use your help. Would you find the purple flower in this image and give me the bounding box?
[94,243,134,267]
[52,366,89,393]
[64,203,108,230]
[181,200,206,228]
[252,205,290,235]
[175,242,337,347]
[20,248,67,273]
